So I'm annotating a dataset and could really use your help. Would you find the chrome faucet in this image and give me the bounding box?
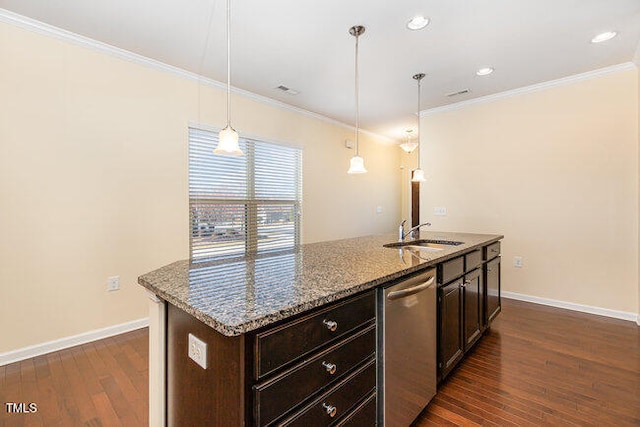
[398,219,431,242]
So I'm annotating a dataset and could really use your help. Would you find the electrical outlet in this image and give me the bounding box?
[376,206,383,214]
[514,256,523,268]
[434,207,447,216]
[188,333,207,369]
[107,276,120,291]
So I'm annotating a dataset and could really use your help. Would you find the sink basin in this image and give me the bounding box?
[401,245,443,252]
[383,239,465,250]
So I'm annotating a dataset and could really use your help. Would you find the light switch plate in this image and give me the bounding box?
[188,333,207,369]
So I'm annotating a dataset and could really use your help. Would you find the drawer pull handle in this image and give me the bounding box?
[322,403,337,418]
[487,268,492,272]
[322,361,337,375]
[491,249,498,253]
[322,319,338,332]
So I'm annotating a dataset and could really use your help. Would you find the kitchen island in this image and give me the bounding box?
[139,231,503,426]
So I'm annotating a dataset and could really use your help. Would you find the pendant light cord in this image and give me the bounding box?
[417,77,421,168]
[355,32,359,156]
[226,0,231,126]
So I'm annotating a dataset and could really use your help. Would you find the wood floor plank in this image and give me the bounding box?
[46,350,83,426]
[91,391,122,427]
[58,348,99,425]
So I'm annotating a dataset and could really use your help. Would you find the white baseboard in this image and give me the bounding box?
[0,318,149,366]
[502,291,639,324]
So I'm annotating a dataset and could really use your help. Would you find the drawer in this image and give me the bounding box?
[439,256,464,284]
[279,359,376,427]
[335,392,376,427]
[464,250,482,272]
[484,241,501,260]
[255,291,375,379]
[254,325,376,426]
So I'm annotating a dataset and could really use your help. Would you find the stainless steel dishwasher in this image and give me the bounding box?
[379,268,437,426]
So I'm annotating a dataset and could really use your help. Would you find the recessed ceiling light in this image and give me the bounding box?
[476,67,494,76]
[591,31,617,43]
[407,15,430,31]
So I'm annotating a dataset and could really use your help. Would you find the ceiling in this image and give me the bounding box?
[1,0,639,141]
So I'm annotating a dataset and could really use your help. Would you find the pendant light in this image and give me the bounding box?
[411,73,426,182]
[347,25,367,174]
[214,0,243,155]
[399,129,418,153]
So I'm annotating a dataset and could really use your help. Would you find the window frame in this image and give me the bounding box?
[188,125,302,260]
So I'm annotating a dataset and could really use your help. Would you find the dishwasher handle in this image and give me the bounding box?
[387,276,435,300]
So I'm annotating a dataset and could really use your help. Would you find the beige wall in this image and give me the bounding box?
[420,69,639,315]
[0,21,401,353]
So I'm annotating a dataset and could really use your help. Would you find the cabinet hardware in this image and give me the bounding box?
[322,403,337,417]
[322,361,337,375]
[387,276,435,300]
[322,319,338,332]
[487,268,492,272]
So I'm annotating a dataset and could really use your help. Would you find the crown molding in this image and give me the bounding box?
[423,62,637,116]
[0,8,395,145]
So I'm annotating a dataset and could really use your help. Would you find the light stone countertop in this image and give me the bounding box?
[138,231,502,336]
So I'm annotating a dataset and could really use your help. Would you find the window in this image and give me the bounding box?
[189,127,302,260]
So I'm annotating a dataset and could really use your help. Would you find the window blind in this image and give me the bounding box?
[189,127,302,260]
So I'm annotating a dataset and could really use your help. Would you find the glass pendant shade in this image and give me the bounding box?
[399,140,419,153]
[412,168,426,182]
[347,155,367,174]
[214,125,242,155]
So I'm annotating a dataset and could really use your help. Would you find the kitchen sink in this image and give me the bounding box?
[383,239,465,251]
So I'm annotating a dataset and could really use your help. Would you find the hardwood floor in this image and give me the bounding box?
[1,299,638,426]
[416,299,640,426]
[0,328,148,427]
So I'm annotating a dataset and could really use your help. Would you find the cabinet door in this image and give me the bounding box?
[485,257,501,324]
[463,269,482,351]
[438,280,463,379]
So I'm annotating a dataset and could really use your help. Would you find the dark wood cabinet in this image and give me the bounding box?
[252,292,376,425]
[463,267,482,351]
[254,292,375,380]
[253,325,375,426]
[166,289,377,427]
[277,360,376,426]
[438,279,463,379]
[485,256,501,323]
[166,304,246,427]
[437,242,502,381]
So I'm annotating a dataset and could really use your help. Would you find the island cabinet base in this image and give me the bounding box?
[167,304,249,426]
[166,290,377,426]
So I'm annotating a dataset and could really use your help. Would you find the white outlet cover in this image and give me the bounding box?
[514,256,523,268]
[376,206,383,214]
[434,207,447,216]
[188,333,207,369]
[107,276,120,291]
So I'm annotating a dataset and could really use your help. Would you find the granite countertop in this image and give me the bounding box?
[138,231,502,337]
